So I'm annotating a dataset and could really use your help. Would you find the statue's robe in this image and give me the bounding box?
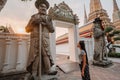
[25,13,54,75]
[93,26,107,61]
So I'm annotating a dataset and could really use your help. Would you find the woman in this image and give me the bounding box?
[77,41,91,80]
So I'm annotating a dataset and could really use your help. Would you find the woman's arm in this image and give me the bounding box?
[81,54,86,76]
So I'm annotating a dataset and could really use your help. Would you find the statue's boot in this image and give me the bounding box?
[103,58,108,61]
[48,70,58,75]
[48,65,58,75]
[32,72,39,80]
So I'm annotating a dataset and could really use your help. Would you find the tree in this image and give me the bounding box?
[105,27,120,42]
[0,0,32,12]
[105,26,120,53]
[0,0,7,12]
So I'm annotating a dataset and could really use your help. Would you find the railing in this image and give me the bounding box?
[0,33,30,73]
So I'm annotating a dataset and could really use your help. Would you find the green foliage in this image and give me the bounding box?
[105,26,120,42]
[108,53,120,58]
[105,26,113,33]
[108,33,114,37]
[113,30,120,35]
[114,37,120,41]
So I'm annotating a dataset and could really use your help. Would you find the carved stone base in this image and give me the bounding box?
[41,74,58,80]
[0,71,28,80]
[93,60,113,67]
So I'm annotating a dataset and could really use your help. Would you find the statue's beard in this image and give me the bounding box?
[39,10,47,15]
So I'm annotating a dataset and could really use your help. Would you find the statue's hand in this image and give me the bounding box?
[41,22,47,26]
[32,18,43,25]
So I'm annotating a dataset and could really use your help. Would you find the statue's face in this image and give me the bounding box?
[38,4,47,15]
[94,23,101,28]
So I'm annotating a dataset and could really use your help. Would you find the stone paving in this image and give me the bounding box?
[56,54,120,80]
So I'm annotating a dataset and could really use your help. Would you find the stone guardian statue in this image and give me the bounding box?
[25,0,57,79]
[93,18,112,67]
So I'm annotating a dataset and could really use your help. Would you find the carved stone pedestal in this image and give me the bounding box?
[0,71,27,80]
[93,60,113,67]
[41,74,58,80]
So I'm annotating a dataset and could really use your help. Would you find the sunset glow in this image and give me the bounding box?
[15,28,26,34]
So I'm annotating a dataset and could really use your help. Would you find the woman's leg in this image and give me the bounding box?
[79,64,91,80]
[84,65,91,80]
[79,64,84,80]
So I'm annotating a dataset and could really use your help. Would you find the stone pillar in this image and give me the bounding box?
[86,40,89,59]
[0,39,6,72]
[25,39,30,68]
[22,39,29,70]
[68,25,79,62]
[2,39,12,73]
[8,40,18,71]
[89,39,94,60]
[88,40,92,60]
[50,21,56,64]
[16,39,24,71]
[92,36,95,60]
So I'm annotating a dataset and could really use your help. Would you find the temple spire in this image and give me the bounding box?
[84,4,88,24]
[90,0,102,13]
[88,0,112,28]
[113,0,119,12]
[112,0,120,22]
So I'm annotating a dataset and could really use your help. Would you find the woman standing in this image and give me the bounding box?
[77,41,91,80]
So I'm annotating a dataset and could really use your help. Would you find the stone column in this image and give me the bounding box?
[50,21,56,64]
[89,39,93,60]
[92,36,95,60]
[16,39,24,71]
[22,39,29,70]
[88,40,92,60]
[2,39,12,73]
[85,40,89,59]
[8,40,18,71]
[25,39,30,68]
[68,24,79,62]
[0,39,6,72]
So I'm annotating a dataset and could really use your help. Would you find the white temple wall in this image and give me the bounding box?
[0,33,30,73]
[56,43,69,55]
[56,37,94,61]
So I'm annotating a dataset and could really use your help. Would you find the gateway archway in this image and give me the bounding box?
[49,2,79,62]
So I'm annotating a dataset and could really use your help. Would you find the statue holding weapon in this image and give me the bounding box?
[25,0,57,79]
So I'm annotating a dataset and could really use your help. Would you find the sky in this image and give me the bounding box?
[0,0,120,38]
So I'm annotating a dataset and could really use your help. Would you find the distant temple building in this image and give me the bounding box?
[56,0,120,44]
[56,0,120,59]
[113,0,120,29]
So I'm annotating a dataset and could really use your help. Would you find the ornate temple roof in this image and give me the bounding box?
[48,1,79,24]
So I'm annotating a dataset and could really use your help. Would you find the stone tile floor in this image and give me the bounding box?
[56,54,120,80]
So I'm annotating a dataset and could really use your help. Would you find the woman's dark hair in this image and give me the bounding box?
[79,41,89,64]
[79,41,86,52]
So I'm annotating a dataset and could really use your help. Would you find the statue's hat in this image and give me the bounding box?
[93,17,102,23]
[35,0,49,9]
